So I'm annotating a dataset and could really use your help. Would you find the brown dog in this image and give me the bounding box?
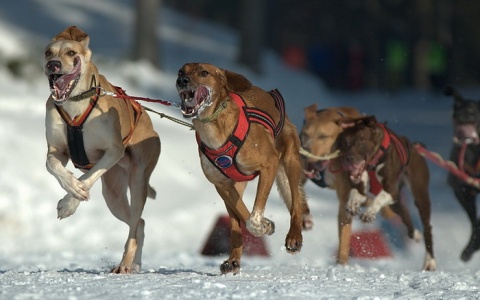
[300,104,395,263]
[334,115,436,271]
[300,104,362,188]
[44,26,160,273]
[176,63,312,274]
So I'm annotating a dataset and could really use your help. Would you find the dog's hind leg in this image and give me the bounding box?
[408,153,436,271]
[278,129,305,253]
[101,165,143,274]
[389,199,422,242]
[276,164,313,230]
[453,186,480,261]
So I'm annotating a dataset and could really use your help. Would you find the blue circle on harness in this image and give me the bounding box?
[215,155,233,169]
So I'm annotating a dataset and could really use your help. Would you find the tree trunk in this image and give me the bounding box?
[237,0,267,73]
[133,0,161,69]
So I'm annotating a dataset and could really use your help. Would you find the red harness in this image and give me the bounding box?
[367,123,409,195]
[196,89,285,182]
[56,86,142,170]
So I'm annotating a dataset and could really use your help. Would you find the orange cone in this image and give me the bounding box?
[201,215,269,256]
[349,230,392,258]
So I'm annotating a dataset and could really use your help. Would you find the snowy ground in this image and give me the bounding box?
[1,1,480,299]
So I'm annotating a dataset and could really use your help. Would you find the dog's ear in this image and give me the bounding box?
[337,116,360,129]
[364,115,378,127]
[444,86,465,104]
[223,69,252,92]
[52,26,90,46]
[337,115,373,129]
[304,104,318,121]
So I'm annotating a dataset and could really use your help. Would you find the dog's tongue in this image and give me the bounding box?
[341,160,365,183]
[52,57,81,100]
[194,85,208,104]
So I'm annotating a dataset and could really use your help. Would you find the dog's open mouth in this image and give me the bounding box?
[179,85,211,118]
[304,160,329,179]
[454,123,480,144]
[48,57,81,104]
[341,159,366,184]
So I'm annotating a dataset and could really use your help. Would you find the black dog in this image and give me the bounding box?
[445,86,480,261]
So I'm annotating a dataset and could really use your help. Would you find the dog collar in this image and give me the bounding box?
[67,87,98,102]
[197,101,228,123]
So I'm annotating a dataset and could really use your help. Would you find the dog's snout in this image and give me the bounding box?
[176,76,190,88]
[46,60,61,73]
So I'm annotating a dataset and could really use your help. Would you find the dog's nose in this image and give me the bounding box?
[46,60,61,73]
[176,76,190,88]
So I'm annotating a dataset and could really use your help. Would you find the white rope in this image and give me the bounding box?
[299,147,340,161]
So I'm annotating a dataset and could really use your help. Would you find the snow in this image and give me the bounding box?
[1,1,480,299]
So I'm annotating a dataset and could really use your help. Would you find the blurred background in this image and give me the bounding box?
[3,0,480,93]
[1,0,480,279]
[168,0,480,92]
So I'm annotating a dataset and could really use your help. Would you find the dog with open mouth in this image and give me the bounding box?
[333,115,436,271]
[44,26,161,273]
[176,62,312,274]
[445,86,480,262]
[300,104,400,266]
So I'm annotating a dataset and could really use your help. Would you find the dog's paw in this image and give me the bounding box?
[359,210,377,223]
[61,176,90,201]
[57,194,81,219]
[302,214,314,231]
[285,230,303,253]
[111,263,140,274]
[246,213,275,236]
[346,189,365,216]
[220,259,241,275]
[423,253,436,271]
[346,199,362,217]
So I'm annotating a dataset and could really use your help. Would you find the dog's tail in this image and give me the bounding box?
[147,185,157,199]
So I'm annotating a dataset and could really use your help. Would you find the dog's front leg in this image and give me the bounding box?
[78,144,126,189]
[215,182,249,274]
[246,169,276,237]
[47,147,86,219]
[57,144,125,219]
[46,147,89,200]
[360,190,394,223]
[346,188,367,216]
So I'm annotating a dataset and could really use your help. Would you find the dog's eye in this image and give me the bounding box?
[316,134,328,140]
[67,50,76,56]
[178,69,185,77]
[200,70,209,77]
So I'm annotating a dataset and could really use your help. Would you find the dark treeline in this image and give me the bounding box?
[166,0,480,91]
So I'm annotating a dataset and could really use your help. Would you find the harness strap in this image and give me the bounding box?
[197,92,256,182]
[367,123,410,196]
[56,87,101,169]
[113,86,143,146]
[56,86,142,170]
[245,89,285,138]
[197,90,286,182]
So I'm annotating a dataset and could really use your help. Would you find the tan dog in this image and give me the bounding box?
[44,26,160,273]
[300,104,362,188]
[176,63,311,274]
[300,104,401,266]
[334,115,436,271]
